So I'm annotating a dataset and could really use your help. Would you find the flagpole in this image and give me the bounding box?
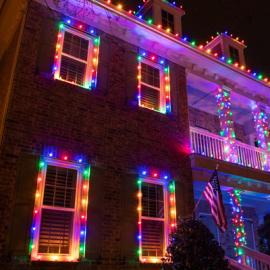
[192,163,219,217]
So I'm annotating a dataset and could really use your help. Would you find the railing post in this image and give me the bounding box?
[251,104,270,171]
[216,87,238,163]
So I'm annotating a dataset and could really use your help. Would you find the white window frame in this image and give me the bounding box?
[31,158,84,262]
[138,59,166,113]
[54,25,94,89]
[139,178,170,263]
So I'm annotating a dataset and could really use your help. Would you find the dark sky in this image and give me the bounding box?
[120,0,270,76]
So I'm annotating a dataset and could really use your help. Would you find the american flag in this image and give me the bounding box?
[203,169,227,233]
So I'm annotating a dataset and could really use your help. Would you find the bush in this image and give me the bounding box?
[164,218,229,270]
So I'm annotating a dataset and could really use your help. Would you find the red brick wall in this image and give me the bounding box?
[0,1,194,269]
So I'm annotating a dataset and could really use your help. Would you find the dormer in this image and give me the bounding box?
[138,0,185,36]
[205,33,247,66]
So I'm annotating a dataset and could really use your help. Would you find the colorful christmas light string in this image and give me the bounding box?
[100,0,270,86]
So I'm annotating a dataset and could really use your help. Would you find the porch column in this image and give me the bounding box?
[216,87,238,163]
[252,104,270,171]
[229,189,247,263]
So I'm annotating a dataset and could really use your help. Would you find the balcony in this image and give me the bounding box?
[190,126,267,171]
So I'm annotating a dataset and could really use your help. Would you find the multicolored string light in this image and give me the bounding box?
[229,190,246,263]
[100,1,270,86]
[30,149,90,262]
[53,19,100,90]
[137,169,176,263]
[252,105,270,170]
[216,88,238,163]
[137,52,171,114]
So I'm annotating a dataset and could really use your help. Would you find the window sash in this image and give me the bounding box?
[138,59,166,112]
[139,179,169,262]
[54,26,94,88]
[31,159,84,262]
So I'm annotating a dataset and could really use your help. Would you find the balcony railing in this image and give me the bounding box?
[190,126,266,171]
[242,246,270,270]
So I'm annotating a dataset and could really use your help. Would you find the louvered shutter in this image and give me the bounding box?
[141,220,164,257]
[141,85,160,111]
[59,56,86,86]
[38,209,73,254]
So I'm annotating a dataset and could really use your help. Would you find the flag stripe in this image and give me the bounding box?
[202,170,227,233]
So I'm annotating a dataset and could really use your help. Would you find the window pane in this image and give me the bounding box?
[141,63,160,88]
[60,56,86,86]
[244,219,256,249]
[142,183,164,218]
[141,85,160,111]
[229,46,240,63]
[38,209,73,254]
[161,9,175,33]
[142,219,164,257]
[43,165,77,208]
[63,31,89,60]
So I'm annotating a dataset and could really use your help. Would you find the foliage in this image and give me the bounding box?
[258,214,270,255]
[163,218,229,270]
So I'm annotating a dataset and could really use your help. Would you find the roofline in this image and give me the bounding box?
[40,0,270,98]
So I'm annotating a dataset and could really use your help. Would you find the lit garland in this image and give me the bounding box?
[137,52,171,114]
[137,169,176,263]
[252,105,270,170]
[216,88,238,163]
[100,1,270,86]
[229,190,246,263]
[53,19,100,90]
[30,149,90,262]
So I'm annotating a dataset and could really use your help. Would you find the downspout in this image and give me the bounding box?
[0,0,29,148]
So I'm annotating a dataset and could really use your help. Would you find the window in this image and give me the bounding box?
[54,23,100,89]
[138,57,170,114]
[137,176,176,263]
[161,9,175,33]
[229,46,240,63]
[243,218,256,249]
[212,44,223,58]
[30,157,90,262]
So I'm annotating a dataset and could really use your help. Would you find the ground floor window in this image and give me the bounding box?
[137,171,176,263]
[30,155,90,262]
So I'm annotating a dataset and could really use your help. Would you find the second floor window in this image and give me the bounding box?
[161,9,175,33]
[54,23,100,90]
[138,57,171,114]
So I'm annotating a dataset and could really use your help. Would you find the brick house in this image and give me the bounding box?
[0,0,270,269]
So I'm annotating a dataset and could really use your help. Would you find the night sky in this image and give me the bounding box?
[121,0,270,76]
